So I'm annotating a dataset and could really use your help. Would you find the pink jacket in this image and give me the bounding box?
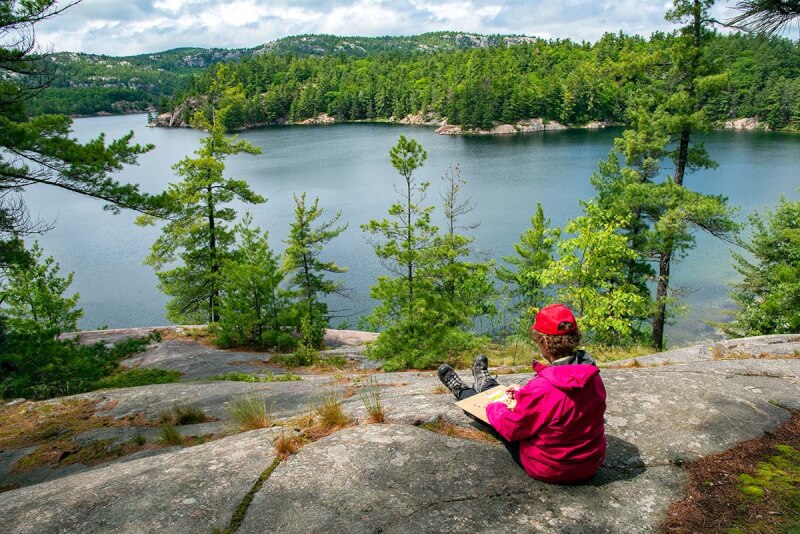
[486,358,607,484]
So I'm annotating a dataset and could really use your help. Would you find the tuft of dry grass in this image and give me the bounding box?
[358,376,386,424]
[227,392,274,431]
[314,390,350,430]
[160,423,183,445]
[612,358,643,368]
[418,417,499,444]
[709,348,800,362]
[587,344,656,363]
[274,431,305,460]
[432,384,450,395]
[159,403,209,425]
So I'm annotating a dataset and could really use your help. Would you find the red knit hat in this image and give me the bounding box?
[531,304,577,335]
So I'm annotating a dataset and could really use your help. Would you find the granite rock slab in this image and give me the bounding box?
[0,429,280,534]
[239,424,685,534]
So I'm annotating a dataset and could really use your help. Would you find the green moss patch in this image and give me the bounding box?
[662,410,800,534]
[93,368,182,389]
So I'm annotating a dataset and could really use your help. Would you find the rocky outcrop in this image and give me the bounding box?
[153,96,206,128]
[488,123,517,135]
[434,122,463,135]
[723,117,763,130]
[585,120,613,129]
[5,331,800,532]
[397,112,442,126]
[155,112,172,127]
[436,118,569,136]
[0,429,281,534]
[298,113,335,125]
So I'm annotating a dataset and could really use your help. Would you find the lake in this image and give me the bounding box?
[23,114,800,347]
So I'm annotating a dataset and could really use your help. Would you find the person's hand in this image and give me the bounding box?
[505,384,521,399]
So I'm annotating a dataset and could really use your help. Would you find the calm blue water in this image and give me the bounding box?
[23,114,800,346]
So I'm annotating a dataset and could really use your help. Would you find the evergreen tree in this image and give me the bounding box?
[0,1,158,255]
[728,0,800,34]
[591,0,739,349]
[283,192,348,348]
[137,104,264,324]
[497,202,559,323]
[430,165,496,330]
[217,214,288,347]
[727,196,800,336]
[362,137,483,369]
[362,135,433,308]
[0,241,82,337]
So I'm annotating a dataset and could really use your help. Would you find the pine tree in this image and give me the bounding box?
[497,202,559,323]
[0,241,82,337]
[362,135,433,308]
[591,0,739,349]
[217,215,287,347]
[283,193,348,348]
[430,165,495,330]
[1,1,158,255]
[137,102,264,324]
[361,138,483,369]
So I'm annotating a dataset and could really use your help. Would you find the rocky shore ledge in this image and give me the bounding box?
[154,100,768,136]
[153,102,615,136]
[2,329,799,533]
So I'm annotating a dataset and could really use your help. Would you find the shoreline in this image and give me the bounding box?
[73,111,792,136]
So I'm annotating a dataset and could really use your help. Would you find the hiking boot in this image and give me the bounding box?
[472,354,499,393]
[438,364,470,398]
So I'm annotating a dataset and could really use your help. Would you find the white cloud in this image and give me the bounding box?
[30,0,751,56]
[317,1,411,35]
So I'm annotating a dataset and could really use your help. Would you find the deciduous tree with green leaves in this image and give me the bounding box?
[727,195,800,336]
[540,204,650,346]
[283,192,348,348]
[137,104,264,324]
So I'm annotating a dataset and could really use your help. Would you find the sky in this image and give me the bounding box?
[35,0,743,56]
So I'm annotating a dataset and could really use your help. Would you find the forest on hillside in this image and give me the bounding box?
[26,32,551,117]
[29,31,800,131]
[174,31,800,131]
[27,47,250,116]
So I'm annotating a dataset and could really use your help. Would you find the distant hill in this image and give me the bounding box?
[29,47,253,116]
[253,32,538,57]
[30,32,530,116]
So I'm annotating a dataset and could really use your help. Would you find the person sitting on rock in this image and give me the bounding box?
[437,303,607,484]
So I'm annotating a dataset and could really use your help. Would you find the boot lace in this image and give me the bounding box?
[443,371,466,392]
[475,367,498,391]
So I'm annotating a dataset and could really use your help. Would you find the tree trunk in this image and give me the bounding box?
[673,129,690,186]
[208,186,219,323]
[406,174,413,304]
[652,250,671,350]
